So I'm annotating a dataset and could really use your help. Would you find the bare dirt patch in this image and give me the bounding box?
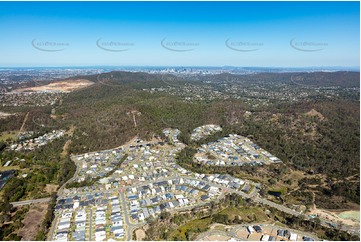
[45,184,59,193]
[135,228,146,241]
[305,109,324,120]
[205,234,230,241]
[61,139,72,158]
[308,207,360,227]
[60,126,75,158]
[14,79,94,93]
[0,111,14,119]
[18,203,48,241]
[19,112,29,133]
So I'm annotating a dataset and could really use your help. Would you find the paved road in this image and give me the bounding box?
[120,191,133,241]
[89,208,93,241]
[254,197,301,217]
[57,157,81,197]
[48,214,59,241]
[10,197,51,207]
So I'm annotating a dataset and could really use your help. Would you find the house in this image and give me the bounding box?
[128,195,138,200]
[247,226,254,234]
[138,213,145,221]
[253,225,262,233]
[289,233,298,241]
[72,231,85,241]
[203,185,211,191]
[268,236,276,241]
[143,208,150,218]
[172,200,180,207]
[277,229,285,237]
[148,207,155,216]
[261,235,270,241]
[175,194,184,199]
[111,226,124,233]
[241,184,251,193]
[154,205,160,213]
[302,236,314,241]
[115,233,124,238]
[80,201,89,207]
[229,182,241,189]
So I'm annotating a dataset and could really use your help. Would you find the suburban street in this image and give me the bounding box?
[89,208,93,241]
[120,191,132,241]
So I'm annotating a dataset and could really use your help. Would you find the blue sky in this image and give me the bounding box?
[0,1,359,67]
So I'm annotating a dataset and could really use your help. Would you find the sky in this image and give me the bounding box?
[0,1,359,67]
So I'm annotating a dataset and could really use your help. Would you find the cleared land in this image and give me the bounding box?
[204,234,230,241]
[337,211,360,222]
[13,79,94,93]
[0,112,14,119]
[44,184,59,194]
[17,203,48,240]
[305,109,325,120]
[135,229,146,241]
[309,207,360,227]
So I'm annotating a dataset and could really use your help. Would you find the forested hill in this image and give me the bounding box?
[289,71,360,87]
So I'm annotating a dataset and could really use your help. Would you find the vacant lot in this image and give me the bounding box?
[135,229,146,241]
[44,184,58,194]
[18,203,48,240]
[204,234,230,241]
[337,210,360,222]
[309,207,360,227]
[14,79,94,93]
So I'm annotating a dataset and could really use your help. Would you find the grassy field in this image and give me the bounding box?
[218,206,269,223]
[0,131,18,142]
[0,165,20,171]
[337,211,360,222]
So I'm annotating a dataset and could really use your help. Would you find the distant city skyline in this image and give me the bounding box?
[0,1,359,67]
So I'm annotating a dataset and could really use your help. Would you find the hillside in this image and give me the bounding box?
[0,71,359,210]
